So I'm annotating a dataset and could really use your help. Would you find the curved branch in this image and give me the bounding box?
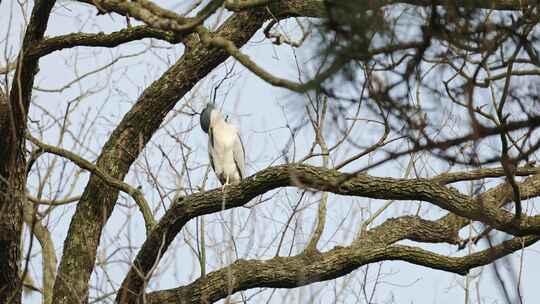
[145,234,538,304]
[117,163,540,302]
[28,26,184,59]
[27,195,81,206]
[432,165,540,185]
[22,201,57,304]
[437,169,540,241]
[76,0,223,33]
[198,26,346,92]
[26,135,156,233]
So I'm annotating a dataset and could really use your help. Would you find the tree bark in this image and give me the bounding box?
[0,1,56,302]
[0,89,25,303]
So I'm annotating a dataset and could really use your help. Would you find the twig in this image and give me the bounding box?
[26,134,156,233]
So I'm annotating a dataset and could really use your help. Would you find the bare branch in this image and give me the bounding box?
[145,231,537,304]
[27,26,184,59]
[76,0,224,33]
[0,61,16,74]
[432,165,540,185]
[26,135,156,233]
[27,195,82,206]
[22,201,56,304]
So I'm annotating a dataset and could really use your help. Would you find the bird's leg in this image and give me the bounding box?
[221,175,230,211]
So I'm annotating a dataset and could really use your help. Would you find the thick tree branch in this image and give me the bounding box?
[437,169,540,233]
[387,235,538,274]
[144,232,537,304]
[117,163,540,302]
[432,165,540,185]
[28,26,184,59]
[225,0,274,11]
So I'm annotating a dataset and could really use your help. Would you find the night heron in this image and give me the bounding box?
[200,103,245,186]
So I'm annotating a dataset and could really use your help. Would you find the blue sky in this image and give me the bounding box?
[1,1,539,303]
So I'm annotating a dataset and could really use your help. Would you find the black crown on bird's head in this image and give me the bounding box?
[200,102,215,134]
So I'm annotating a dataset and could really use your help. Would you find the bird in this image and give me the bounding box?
[200,102,245,187]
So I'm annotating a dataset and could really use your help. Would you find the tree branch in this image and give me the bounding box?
[27,194,81,206]
[26,135,156,233]
[76,0,223,33]
[117,163,540,302]
[145,232,537,304]
[28,26,184,59]
[432,165,540,185]
[22,201,56,304]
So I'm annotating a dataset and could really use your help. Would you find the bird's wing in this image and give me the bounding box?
[233,130,246,180]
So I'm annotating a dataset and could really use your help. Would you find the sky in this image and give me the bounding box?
[1,1,539,303]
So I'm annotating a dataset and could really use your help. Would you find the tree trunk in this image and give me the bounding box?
[0,90,25,304]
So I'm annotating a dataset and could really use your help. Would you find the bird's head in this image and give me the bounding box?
[200,102,215,134]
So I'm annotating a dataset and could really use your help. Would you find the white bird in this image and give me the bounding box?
[200,103,245,186]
